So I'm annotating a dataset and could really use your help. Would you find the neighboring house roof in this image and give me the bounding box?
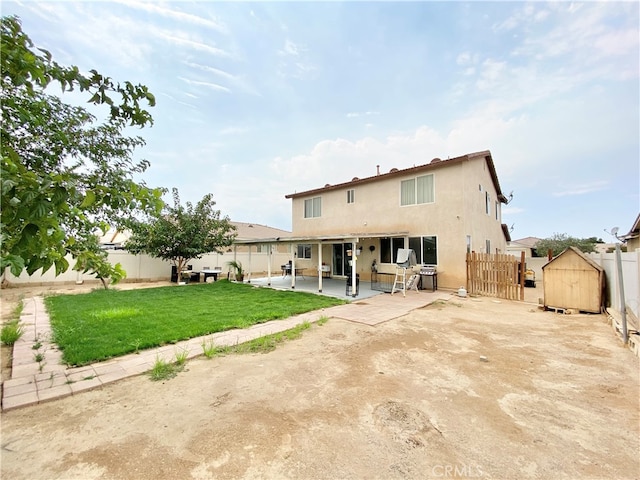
[509,237,542,249]
[96,222,290,245]
[542,246,604,272]
[285,150,509,203]
[231,222,291,241]
[97,227,130,245]
[622,213,640,242]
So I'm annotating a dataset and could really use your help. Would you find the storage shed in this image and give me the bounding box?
[542,246,605,313]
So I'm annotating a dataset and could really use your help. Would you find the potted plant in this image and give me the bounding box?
[226,260,245,282]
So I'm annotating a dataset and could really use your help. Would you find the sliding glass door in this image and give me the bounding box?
[332,243,352,276]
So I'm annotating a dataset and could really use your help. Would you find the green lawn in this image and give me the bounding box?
[45,281,345,366]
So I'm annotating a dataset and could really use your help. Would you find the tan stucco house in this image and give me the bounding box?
[506,237,542,258]
[238,150,511,291]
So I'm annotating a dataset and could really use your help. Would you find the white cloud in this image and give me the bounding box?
[114,0,228,33]
[178,77,231,93]
[492,3,550,32]
[512,2,639,79]
[277,38,317,79]
[183,61,260,96]
[346,111,380,118]
[279,39,305,56]
[23,2,153,69]
[552,181,609,197]
[155,31,232,58]
[502,207,525,215]
[219,126,248,136]
[476,59,507,90]
[267,117,522,194]
[184,61,236,80]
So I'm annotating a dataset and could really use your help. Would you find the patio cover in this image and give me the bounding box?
[232,231,409,296]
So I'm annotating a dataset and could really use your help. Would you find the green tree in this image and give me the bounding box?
[125,189,237,279]
[1,16,163,287]
[535,233,598,257]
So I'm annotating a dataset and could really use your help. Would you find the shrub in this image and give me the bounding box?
[1,321,24,345]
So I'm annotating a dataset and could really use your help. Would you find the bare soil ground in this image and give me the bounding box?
[1,284,638,480]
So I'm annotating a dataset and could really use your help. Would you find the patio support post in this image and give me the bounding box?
[291,243,296,289]
[267,243,272,286]
[351,239,357,297]
[247,245,252,283]
[318,242,323,293]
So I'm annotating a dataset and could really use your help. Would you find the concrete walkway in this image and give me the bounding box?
[2,289,452,411]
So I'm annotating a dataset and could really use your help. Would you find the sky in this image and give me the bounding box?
[4,1,639,241]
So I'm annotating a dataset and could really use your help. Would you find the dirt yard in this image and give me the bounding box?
[1,284,639,480]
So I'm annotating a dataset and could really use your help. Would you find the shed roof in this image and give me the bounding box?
[542,246,604,272]
[285,150,508,203]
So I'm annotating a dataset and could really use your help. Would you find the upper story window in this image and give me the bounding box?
[401,174,434,206]
[347,189,355,204]
[485,192,491,215]
[304,197,322,218]
[495,201,499,220]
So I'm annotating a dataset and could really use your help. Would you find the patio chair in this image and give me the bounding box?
[282,261,292,277]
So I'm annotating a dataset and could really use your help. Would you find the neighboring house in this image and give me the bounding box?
[98,227,130,249]
[236,150,510,290]
[228,222,291,254]
[506,237,542,258]
[594,243,619,254]
[97,222,290,252]
[622,213,640,251]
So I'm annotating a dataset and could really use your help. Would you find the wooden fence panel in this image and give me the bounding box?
[466,252,525,301]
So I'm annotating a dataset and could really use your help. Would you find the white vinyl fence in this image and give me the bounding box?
[3,249,295,286]
[588,249,640,321]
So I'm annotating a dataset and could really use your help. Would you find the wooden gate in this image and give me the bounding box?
[466,251,525,301]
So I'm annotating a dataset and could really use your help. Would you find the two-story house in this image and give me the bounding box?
[278,150,511,290]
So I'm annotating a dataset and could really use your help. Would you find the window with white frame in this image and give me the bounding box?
[304,197,322,218]
[401,174,434,206]
[297,244,312,259]
[466,235,472,253]
[347,189,355,204]
[486,239,491,253]
[409,236,438,265]
[485,192,491,215]
[495,201,499,220]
